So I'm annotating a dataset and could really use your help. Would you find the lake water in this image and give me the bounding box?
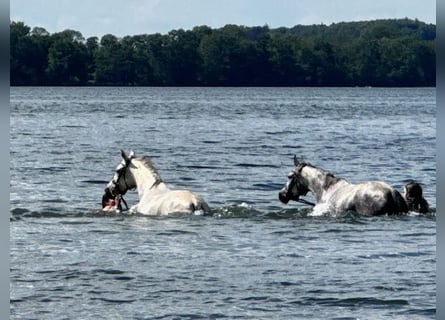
[10,87,436,319]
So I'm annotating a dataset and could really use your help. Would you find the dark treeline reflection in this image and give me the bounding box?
[10,19,435,87]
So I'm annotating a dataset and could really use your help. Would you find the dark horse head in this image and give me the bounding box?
[278,156,310,204]
[101,150,136,210]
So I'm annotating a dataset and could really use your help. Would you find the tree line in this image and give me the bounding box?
[10,18,435,87]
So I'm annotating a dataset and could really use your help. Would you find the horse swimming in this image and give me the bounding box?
[103,150,210,216]
[278,156,419,216]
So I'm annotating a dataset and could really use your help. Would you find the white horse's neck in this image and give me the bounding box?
[128,161,169,199]
[301,165,343,202]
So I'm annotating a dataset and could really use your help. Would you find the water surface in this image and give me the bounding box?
[10,87,436,319]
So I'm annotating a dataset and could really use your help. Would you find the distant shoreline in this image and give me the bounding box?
[11,18,436,87]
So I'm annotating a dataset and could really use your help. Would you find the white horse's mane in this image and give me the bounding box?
[133,156,163,183]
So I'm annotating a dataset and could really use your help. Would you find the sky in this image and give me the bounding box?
[10,0,436,39]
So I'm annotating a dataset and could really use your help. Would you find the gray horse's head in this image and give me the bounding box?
[278,156,310,204]
[105,150,137,198]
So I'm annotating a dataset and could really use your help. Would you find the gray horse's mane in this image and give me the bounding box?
[134,156,163,182]
[300,162,341,190]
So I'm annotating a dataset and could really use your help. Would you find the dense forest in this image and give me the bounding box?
[10,19,435,87]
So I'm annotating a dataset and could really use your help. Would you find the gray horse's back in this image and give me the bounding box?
[363,184,408,216]
[363,186,408,216]
[336,182,408,216]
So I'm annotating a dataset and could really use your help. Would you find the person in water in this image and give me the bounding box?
[101,190,119,211]
[403,180,429,213]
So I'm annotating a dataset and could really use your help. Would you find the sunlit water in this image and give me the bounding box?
[10,87,435,319]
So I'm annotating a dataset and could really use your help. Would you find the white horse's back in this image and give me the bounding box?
[133,188,210,216]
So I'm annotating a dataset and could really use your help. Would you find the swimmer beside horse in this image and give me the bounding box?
[102,150,210,216]
[279,156,429,216]
[403,180,429,213]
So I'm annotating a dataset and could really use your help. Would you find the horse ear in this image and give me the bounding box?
[129,150,135,158]
[293,155,299,166]
[121,149,131,165]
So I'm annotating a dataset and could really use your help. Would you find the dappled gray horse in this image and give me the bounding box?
[278,156,409,216]
[104,150,210,215]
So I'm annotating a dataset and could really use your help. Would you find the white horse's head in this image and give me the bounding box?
[105,150,137,198]
[278,156,310,204]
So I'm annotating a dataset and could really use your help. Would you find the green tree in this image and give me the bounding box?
[10,21,50,85]
[129,35,155,85]
[268,34,300,85]
[166,29,201,85]
[10,19,436,87]
[94,34,129,85]
[198,24,255,85]
[46,30,88,85]
[85,37,99,84]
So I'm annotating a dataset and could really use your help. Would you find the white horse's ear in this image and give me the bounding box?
[121,150,131,165]
[293,155,299,166]
[129,150,135,158]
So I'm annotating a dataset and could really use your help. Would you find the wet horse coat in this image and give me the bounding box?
[105,150,210,216]
[279,157,408,216]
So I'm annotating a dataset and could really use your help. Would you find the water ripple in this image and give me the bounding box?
[10,87,436,320]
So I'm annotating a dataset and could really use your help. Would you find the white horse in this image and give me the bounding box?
[278,156,409,216]
[104,150,210,216]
